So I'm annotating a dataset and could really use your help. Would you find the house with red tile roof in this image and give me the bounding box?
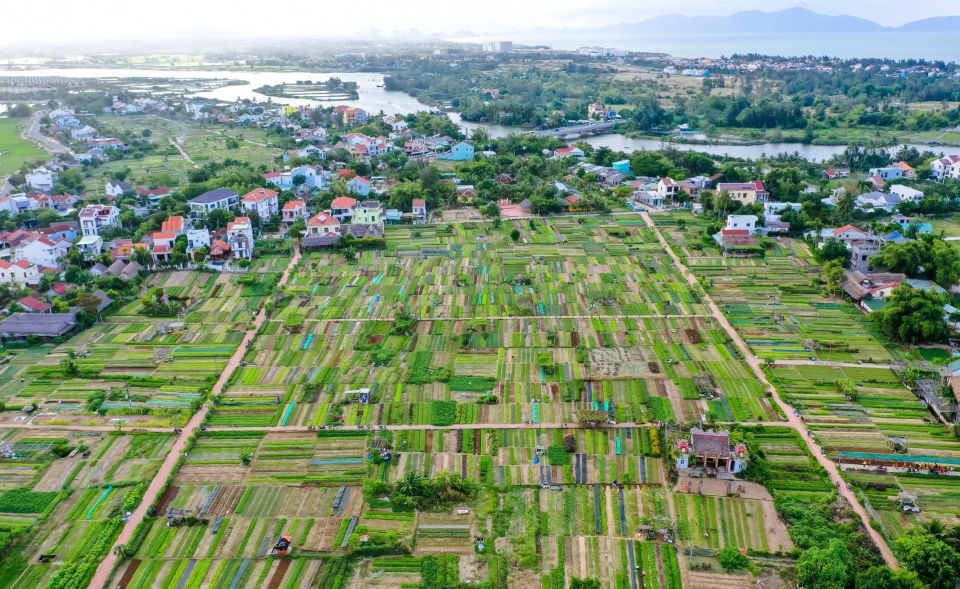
[18,295,52,313]
[161,216,186,235]
[330,196,358,222]
[553,145,585,159]
[716,181,768,205]
[0,260,42,286]
[282,200,308,226]
[241,188,279,219]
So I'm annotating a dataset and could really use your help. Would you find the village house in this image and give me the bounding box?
[931,155,960,181]
[725,214,758,233]
[282,200,308,226]
[149,231,177,263]
[888,185,924,202]
[241,188,279,219]
[553,145,585,159]
[855,191,900,212]
[412,198,428,225]
[675,428,748,475]
[440,141,475,161]
[189,188,239,219]
[25,167,57,192]
[79,205,121,237]
[136,186,172,207]
[353,200,384,226]
[302,212,342,248]
[0,260,42,287]
[225,217,255,259]
[75,235,103,260]
[330,196,358,223]
[105,179,133,198]
[348,176,372,197]
[716,181,768,205]
[867,165,905,181]
[18,295,52,314]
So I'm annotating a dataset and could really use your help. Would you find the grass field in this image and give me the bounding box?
[0,118,46,176]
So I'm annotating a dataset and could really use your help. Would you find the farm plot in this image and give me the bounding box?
[0,429,171,588]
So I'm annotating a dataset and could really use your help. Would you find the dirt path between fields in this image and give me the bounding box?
[640,211,898,569]
[89,245,302,589]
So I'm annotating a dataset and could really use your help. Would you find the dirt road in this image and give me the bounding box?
[640,212,899,569]
[23,111,72,155]
[88,248,301,589]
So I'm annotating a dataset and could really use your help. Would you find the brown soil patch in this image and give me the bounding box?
[155,485,179,515]
[684,329,703,344]
[117,559,142,589]
[648,362,660,374]
[266,558,291,589]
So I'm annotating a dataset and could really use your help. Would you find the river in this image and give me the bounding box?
[2,67,959,161]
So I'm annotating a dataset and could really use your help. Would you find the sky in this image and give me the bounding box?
[1,1,958,46]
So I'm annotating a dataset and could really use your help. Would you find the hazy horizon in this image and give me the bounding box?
[2,1,959,48]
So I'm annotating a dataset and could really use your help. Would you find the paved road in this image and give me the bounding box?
[23,110,72,155]
[88,245,302,589]
[641,212,899,569]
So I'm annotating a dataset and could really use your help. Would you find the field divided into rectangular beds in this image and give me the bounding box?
[0,264,283,427]
[284,217,707,322]
[217,312,777,427]
[769,364,960,461]
[0,429,173,589]
[654,212,895,363]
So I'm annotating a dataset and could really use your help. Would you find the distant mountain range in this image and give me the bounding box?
[598,7,960,35]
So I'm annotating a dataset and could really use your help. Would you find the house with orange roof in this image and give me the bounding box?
[282,200,308,226]
[162,216,186,235]
[302,212,342,248]
[150,231,178,263]
[241,188,279,219]
[0,259,42,286]
[330,196,358,222]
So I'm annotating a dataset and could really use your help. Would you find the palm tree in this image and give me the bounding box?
[834,191,855,224]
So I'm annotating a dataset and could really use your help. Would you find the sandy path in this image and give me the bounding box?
[89,245,302,589]
[640,211,898,569]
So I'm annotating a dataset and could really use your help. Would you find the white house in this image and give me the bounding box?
[855,191,900,212]
[282,200,308,226]
[241,188,279,219]
[931,155,960,181]
[306,211,341,236]
[725,214,758,234]
[78,205,121,237]
[188,188,239,219]
[185,227,210,254]
[105,179,133,198]
[0,260,42,287]
[70,125,99,141]
[657,178,681,201]
[26,167,57,192]
[888,185,924,202]
[14,235,68,269]
[76,235,104,259]
[225,217,254,259]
